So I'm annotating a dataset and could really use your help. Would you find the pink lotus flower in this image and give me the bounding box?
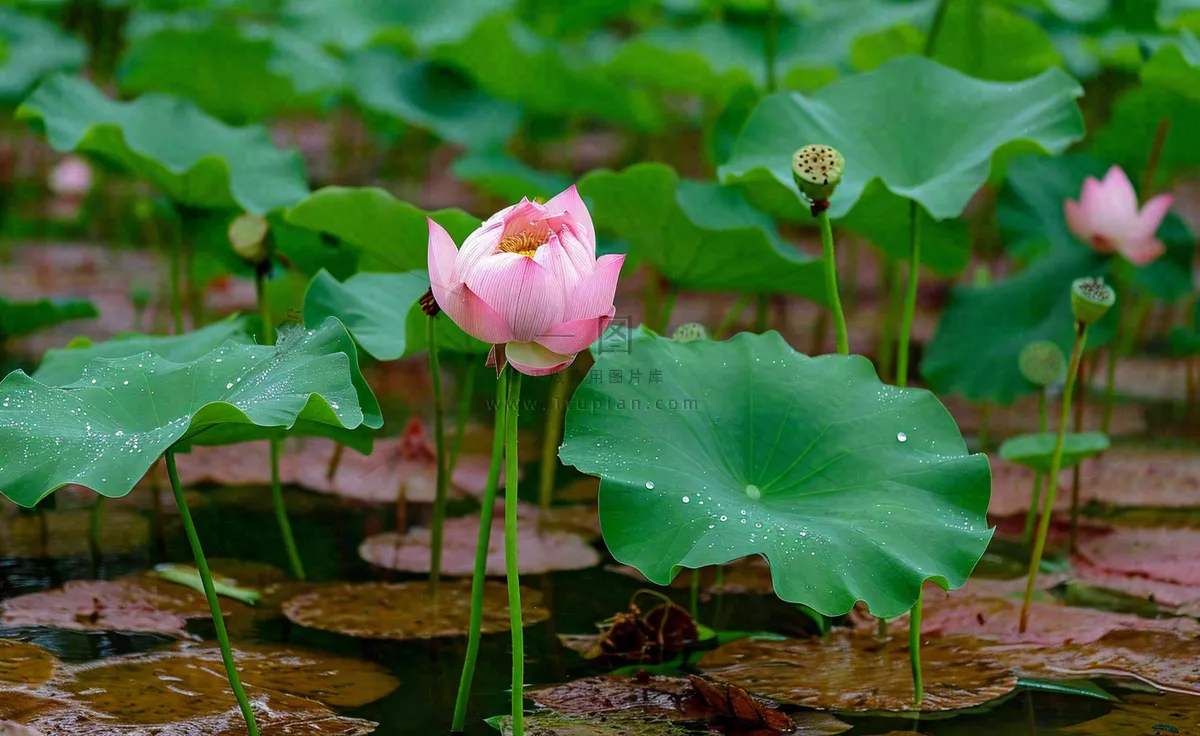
[48,155,93,197]
[427,185,624,376]
[1065,166,1173,267]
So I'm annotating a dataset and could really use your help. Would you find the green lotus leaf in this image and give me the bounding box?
[0,8,86,104]
[577,163,826,302]
[285,186,480,273]
[839,182,971,276]
[1090,85,1200,189]
[1159,0,1200,30]
[998,432,1110,472]
[719,55,1085,220]
[33,317,252,386]
[559,331,993,619]
[117,23,344,124]
[303,269,486,360]
[776,0,940,80]
[282,0,513,53]
[0,318,381,507]
[17,75,310,214]
[1141,30,1200,102]
[451,149,572,202]
[0,298,98,341]
[601,23,764,98]
[435,16,664,131]
[347,50,520,148]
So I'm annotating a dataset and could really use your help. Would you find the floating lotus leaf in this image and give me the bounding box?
[698,633,1019,712]
[559,332,992,619]
[997,432,1110,473]
[33,317,251,386]
[0,318,381,507]
[0,298,97,341]
[358,513,599,576]
[720,55,1084,220]
[17,74,310,214]
[488,712,685,736]
[451,149,573,203]
[0,640,57,687]
[303,270,486,360]
[1074,568,1200,617]
[1077,527,1200,586]
[0,9,85,103]
[348,50,519,148]
[577,164,826,300]
[281,580,549,640]
[285,186,479,272]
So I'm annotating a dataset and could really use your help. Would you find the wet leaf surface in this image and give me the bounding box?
[1077,527,1200,586]
[490,711,686,736]
[698,633,1020,712]
[0,640,57,688]
[280,580,549,640]
[1073,566,1200,616]
[358,510,599,576]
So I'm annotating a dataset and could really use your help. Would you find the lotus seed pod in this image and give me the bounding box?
[130,286,152,311]
[1070,276,1116,325]
[228,213,270,263]
[791,144,844,203]
[1018,340,1067,387]
[672,322,709,342]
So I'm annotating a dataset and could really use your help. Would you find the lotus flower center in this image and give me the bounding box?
[498,230,548,258]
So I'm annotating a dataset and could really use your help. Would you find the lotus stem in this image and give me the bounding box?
[896,201,921,389]
[256,265,305,581]
[714,294,753,339]
[910,589,924,704]
[1023,389,1048,545]
[690,568,701,619]
[88,495,104,556]
[878,260,904,382]
[505,371,526,736]
[755,294,770,332]
[925,0,951,56]
[538,369,570,512]
[428,316,448,596]
[165,449,260,736]
[1140,115,1171,199]
[448,359,479,478]
[818,209,849,355]
[167,209,184,335]
[764,0,778,92]
[1020,322,1089,633]
[659,285,679,333]
[451,371,508,733]
[325,442,345,481]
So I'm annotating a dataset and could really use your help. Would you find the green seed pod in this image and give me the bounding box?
[1018,340,1067,387]
[130,286,152,311]
[228,213,270,264]
[672,322,709,342]
[1070,277,1116,325]
[791,144,844,203]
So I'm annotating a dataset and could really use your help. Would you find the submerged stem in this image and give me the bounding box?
[714,294,752,339]
[166,450,259,736]
[539,369,570,512]
[428,317,448,596]
[505,371,526,736]
[451,371,508,733]
[1020,323,1089,632]
[818,210,848,355]
[896,202,921,388]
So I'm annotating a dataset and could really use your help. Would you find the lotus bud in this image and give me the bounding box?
[792,144,844,208]
[671,322,709,342]
[1070,277,1116,326]
[1018,340,1067,387]
[228,213,270,264]
[130,286,152,312]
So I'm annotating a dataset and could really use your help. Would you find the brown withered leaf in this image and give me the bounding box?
[687,676,795,733]
[560,600,699,663]
[0,640,57,688]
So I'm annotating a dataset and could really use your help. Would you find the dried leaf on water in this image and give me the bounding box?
[0,640,57,688]
[697,633,1019,712]
[560,601,699,663]
[281,580,549,640]
[1076,527,1200,586]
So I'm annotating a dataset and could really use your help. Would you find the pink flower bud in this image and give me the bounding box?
[1064,166,1173,267]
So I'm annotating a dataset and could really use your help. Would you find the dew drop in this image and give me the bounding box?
[897,432,908,442]
[226,383,234,389]
[645,481,655,490]
[681,496,690,504]
[745,484,761,500]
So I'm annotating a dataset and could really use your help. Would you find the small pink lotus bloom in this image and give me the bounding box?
[48,155,93,197]
[1065,166,1173,267]
[427,185,625,377]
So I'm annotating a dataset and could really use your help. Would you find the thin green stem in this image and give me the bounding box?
[1020,323,1089,633]
[452,371,508,733]
[764,0,778,92]
[755,294,770,333]
[878,260,904,382]
[270,438,305,580]
[659,285,679,334]
[1140,115,1171,199]
[505,371,526,736]
[896,202,921,388]
[1023,390,1048,545]
[326,442,345,481]
[166,450,259,736]
[714,294,752,340]
[924,0,950,56]
[538,369,570,512]
[690,568,701,620]
[818,210,848,355]
[910,589,924,703]
[448,359,479,478]
[89,495,104,554]
[168,211,184,335]
[428,317,448,595]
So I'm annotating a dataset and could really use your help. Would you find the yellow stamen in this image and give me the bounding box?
[497,230,546,258]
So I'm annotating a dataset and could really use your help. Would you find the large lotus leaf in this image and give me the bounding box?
[285,186,480,273]
[998,431,1110,472]
[435,16,664,131]
[116,24,343,124]
[17,75,310,214]
[1090,85,1200,188]
[0,318,381,507]
[559,331,993,619]
[347,49,520,148]
[281,0,513,52]
[600,23,764,98]
[839,182,971,276]
[0,298,98,340]
[33,318,252,386]
[776,0,940,79]
[451,149,572,202]
[719,55,1085,220]
[303,270,487,360]
[1141,30,1200,103]
[0,9,86,103]
[1159,0,1200,29]
[577,164,826,302]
